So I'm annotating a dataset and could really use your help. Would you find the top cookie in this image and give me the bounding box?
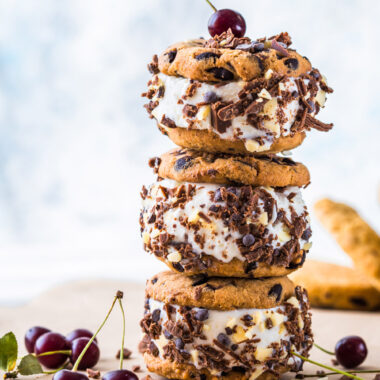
[156,31,312,82]
[150,148,310,187]
[146,271,296,310]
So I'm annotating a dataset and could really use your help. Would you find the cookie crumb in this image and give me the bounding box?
[86,369,100,379]
[131,365,140,372]
[116,347,132,359]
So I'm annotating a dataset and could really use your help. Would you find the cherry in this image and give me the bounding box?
[35,332,70,369]
[208,9,246,37]
[25,326,51,354]
[335,336,368,368]
[53,370,89,380]
[67,329,97,344]
[102,370,138,380]
[70,338,100,370]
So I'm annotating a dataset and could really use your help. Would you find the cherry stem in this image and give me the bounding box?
[36,350,72,357]
[314,343,335,356]
[291,352,365,380]
[118,296,126,370]
[43,360,70,375]
[205,0,217,12]
[72,290,123,372]
[300,370,380,378]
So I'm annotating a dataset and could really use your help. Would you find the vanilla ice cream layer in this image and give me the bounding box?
[147,73,327,151]
[147,296,306,377]
[141,179,311,264]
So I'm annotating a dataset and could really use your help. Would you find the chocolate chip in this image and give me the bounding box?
[231,344,238,351]
[235,43,252,52]
[301,228,312,241]
[255,56,264,72]
[307,100,315,113]
[167,50,177,63]
[147,214,156,224]
[151,309,161,322]
[191,274,208,286]
[206,67,234,81]
[151,277,158,284]
[217,333,230,346]
[268,284,283,302]
[149,341,159,357]
[291,90,299,98]
[194,308,209,321]
[231,213,242,223]
[195,52,221,61]
[163,330,173,339]
[203,91,219,103]
[207,169,218,176]
[226,187,237,195]
[284,58,299,70]
[172,262,184,272]
[349,297,368,307]
[214,188,223,202]
[310,70,321,79]
[242,234,255,247]
[175,338,184,349]
[225,327,233,335]
[245,261,258,273]
[209,204,220,213]
[286,251,306,270]
[174,156,194,171]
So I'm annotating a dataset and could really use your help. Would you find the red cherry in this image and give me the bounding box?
[102,370,138,380]
[70,338,100,370]
[53,370,89,380]
[35,332,70,369]
[335,336,368,368]
[25,326,51,354]
[208,9,246,37]
[66,329,97,344]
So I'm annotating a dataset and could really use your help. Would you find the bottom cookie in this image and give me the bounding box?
[290,260,380,311]
[140,272,312,380]
[144,353,285,380]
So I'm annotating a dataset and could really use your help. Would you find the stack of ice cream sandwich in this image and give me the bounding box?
[139,30,333,380]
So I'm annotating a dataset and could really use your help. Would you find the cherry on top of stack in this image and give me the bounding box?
[142,28,333,155]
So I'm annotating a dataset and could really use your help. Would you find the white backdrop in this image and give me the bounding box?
[0,0,379,305]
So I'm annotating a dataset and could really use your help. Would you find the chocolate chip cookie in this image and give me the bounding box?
[141,176,312,278]
[143,31,333,154]
[151,148,310,187]
[140,271,312,379]
[315,199,380,291]
[290,260,380,311]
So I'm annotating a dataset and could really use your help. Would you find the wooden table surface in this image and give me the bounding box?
[1,280,379,379]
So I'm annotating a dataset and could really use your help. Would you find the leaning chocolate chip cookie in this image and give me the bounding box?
[143,31,333,154]
[140,271,313,380]
[290,260,380,311]
[315,199,380,291]
[151,148,310,187]
[140,161,312,278]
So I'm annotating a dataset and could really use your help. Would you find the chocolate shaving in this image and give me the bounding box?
[161,115,177,129]
[304,114,333,131]
[147,54,159,74]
